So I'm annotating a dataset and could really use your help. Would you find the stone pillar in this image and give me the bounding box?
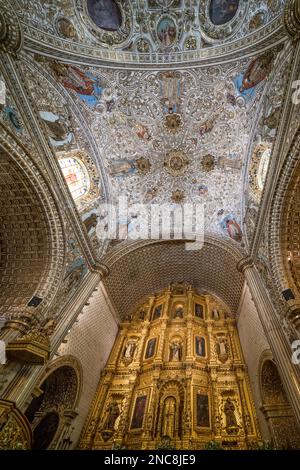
[237,257,300,425]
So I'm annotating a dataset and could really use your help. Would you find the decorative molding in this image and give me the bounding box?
[21,18,286,70]
[284,0,300,41]
[0,5,23,54]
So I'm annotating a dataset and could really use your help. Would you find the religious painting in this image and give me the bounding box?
[157,17,177,47]
[209,0,239,26]
[198,185,209,196]
[159,71,181,114]
[49,62,106,107]
[145,338,156,359]
[135,123,151,141]
[39,111,73,147]
[108,160,136,177]
[56,17,78,40]
[240,53,273,92]
[195,303,204,319]
[195,336,206,357]
[87,0,122,31]
[196,394,210,428]
[82,210,98,234]
[220,214,243,242]
[131,395,147,429]
[152,304,163,320]
[234,53,273,102]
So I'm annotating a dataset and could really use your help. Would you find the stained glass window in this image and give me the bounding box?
[59,157,90,200]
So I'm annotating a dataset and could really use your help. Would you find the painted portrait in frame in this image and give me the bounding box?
[131,395,147,429]
[145,338,157,359]
[152,304,163,321]
[195,336,206,357]
[196,394,210,428]
[195,303,204,319]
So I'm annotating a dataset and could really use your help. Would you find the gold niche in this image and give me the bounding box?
[78,284,261,450]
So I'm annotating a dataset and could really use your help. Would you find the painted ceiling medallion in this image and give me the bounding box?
[136,157,151,175]
[157,16,177,47]
[171,189,185,204]
[209,0,240,26]
[56,18,78,40]
[240,52,274,93]
[164,150,189,176]
[201,154,215,172]
[164,113,182,133]
[86,0,122,31]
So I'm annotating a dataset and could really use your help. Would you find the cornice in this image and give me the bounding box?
[20,17,286,70]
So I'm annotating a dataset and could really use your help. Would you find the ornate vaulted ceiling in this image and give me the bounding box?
[0,0,293,313]
[14,0,285,54]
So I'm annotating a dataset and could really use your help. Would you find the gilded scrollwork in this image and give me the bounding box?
[79,286,260,449]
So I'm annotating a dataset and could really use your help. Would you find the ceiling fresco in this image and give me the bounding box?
[18,44,287,257]
[14,0,285,52]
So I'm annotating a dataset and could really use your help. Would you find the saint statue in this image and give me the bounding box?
[173,306,184,319]
[161,397,176,438]
[224,398,237,428]
[169,341,181,361]
[124,341,135,359]
[103,402,120,430]
[218,338,227,356]
[212,308,219,320]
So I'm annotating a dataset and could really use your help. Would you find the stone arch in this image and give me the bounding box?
[0,125,65,318]
[269,126,300,300]
[102,236,245,320]
[24,355,82,450]
[259,356,300,449]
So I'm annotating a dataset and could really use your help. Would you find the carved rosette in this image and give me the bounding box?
[284,0,300,41]
[0,6,23,54]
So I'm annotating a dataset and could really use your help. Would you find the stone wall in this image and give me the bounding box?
[237,282,271,440]
[57,281,119,448]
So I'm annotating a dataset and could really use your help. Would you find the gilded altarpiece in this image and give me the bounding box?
[79,285,260,450]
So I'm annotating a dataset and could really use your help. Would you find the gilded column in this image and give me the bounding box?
[185,287,194,362]
[154,289,171,364]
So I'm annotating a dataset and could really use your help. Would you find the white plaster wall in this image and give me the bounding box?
[237,282,271,440]
[57,281,119,448]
